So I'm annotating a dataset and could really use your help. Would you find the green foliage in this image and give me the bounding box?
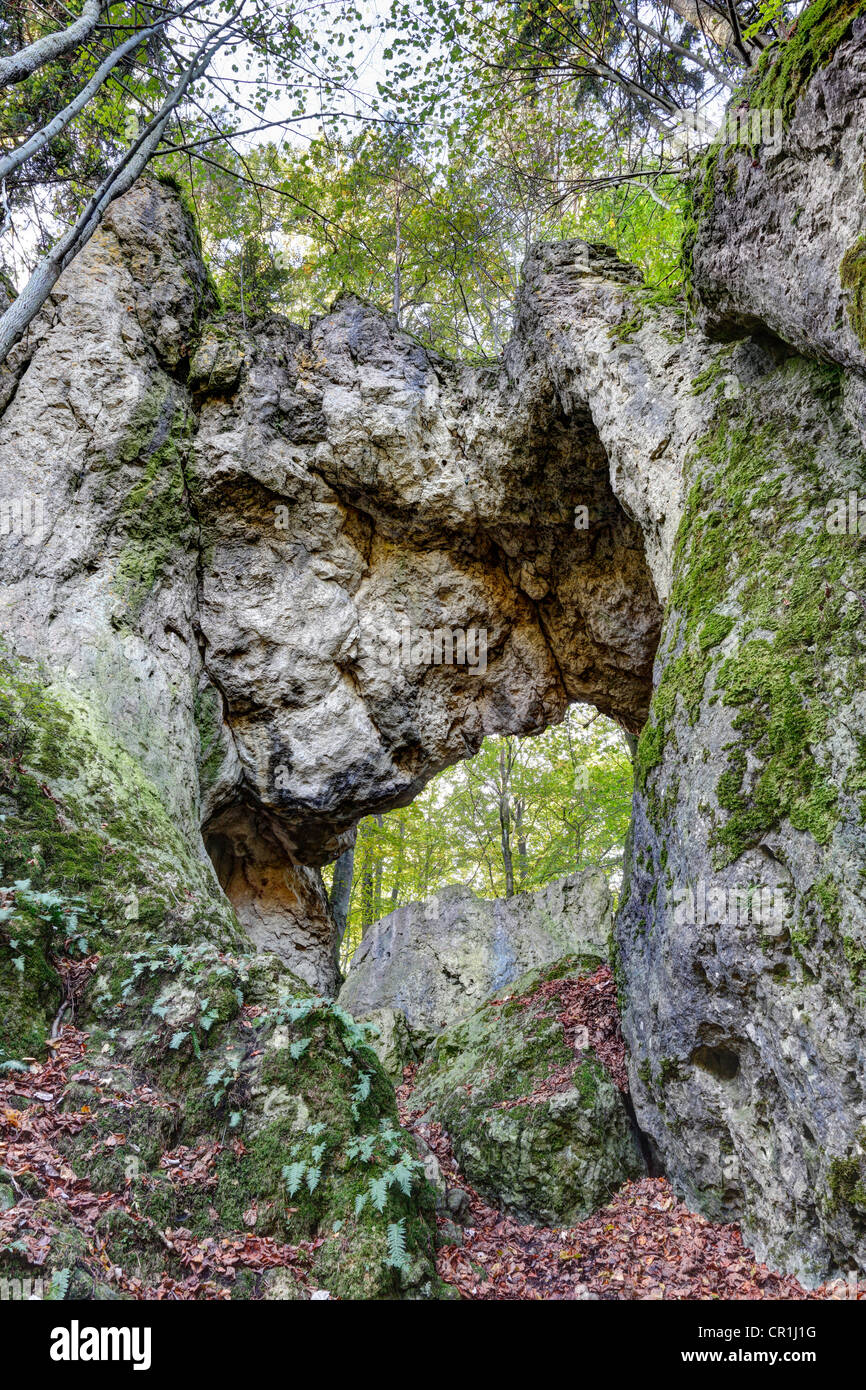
[332,708,633,968]
[385,1218,409,1271]
[45,1267,71,1301]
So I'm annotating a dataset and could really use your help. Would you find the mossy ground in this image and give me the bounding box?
[0,648,440,1298]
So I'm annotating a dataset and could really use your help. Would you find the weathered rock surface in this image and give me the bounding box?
[615,10,866,1284]
[412,955,645,1224]
[689,7,866,375]
[358,1006,420,1080]
[0,177,669,994]
[338,869,612,1041]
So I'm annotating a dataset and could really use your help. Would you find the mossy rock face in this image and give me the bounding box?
[684,0,866,372]
[412,956,644,1226]
[619,341,866,1283]
[0,645,242,1067]
[0,898,62,1062]
[840,236,866,351]
[354,1007,419,1081]
[0,651,440,1300]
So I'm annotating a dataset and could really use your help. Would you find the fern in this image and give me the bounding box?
[346,1134,376,1163]
[350,1071,372,1119]
[282,996,317,1024]
[377,1123,403,1156]
[385,1219,409,1272]
[368,1175,390,1212]
[46,1268,70,1301]
[387,1156,417,1196]
[282,1162,307,1197]
[289,1037,310,1060]
[331,1004,374,1049]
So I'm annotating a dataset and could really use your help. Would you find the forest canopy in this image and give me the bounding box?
[0,0,807,362]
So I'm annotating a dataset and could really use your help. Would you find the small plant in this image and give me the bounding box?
[45,1268,70,1301]
[0,880,95,957]
[385,1219,410,1272]
[353,1149,423,1216]
[203,1051,243,1109]
[282,1125,330,1196]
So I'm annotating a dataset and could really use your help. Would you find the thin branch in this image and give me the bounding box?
[0,24,224,363]
[0,0,104,89]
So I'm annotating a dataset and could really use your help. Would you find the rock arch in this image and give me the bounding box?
[2,14,866,1281]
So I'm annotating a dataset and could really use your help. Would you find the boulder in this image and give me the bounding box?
[411,955,645,1225]
[359,1006,419,1079]
[338,869,612,1041]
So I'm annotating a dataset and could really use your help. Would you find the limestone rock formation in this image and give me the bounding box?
[357,1006,420,1080]
[616,9,866,1284]
[411,955,645,1225]
[2,7,866,1291]
[689,11,866,376]
[338,869,612,1042]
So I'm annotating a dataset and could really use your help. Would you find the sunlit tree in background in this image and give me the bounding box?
[330,707,633,970]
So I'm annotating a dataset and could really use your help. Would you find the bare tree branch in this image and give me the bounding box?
[0,0,105,90]
[0,22,166,183]
[0,26,222,363]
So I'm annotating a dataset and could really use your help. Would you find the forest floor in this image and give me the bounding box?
[397,965,860,1303]
[0,1022,325,1299]
[400,1105,832,1302]
[0,998,860,1301]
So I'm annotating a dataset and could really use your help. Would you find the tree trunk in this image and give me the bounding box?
[373,813,383,919]
[499,745,514,898]
[390,817,405,905]
[515,796,527,889]
[328,831,356,944]
[0,0,103,90]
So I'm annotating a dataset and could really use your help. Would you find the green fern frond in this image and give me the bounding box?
[282,1161,307,1197]
[385,1219,409,1271]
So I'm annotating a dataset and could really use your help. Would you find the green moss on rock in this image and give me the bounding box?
[637,356,865,866]
[744,0,866,125]
[412,955,643,1225]
[0,647,440,1297]
[840,236,866,350]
